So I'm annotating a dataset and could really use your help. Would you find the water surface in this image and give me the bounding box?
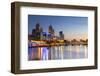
[28,45,88,60]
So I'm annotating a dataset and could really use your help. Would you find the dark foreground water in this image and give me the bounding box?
[28,45,88,60]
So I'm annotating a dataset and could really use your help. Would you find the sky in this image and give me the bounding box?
[28,15,88,41]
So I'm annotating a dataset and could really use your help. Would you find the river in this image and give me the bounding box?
[28,45,88,60]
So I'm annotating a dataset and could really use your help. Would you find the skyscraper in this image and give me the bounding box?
[35,23,41,32]
[35,23,41,40]
[59,31,64,40]
[48,25,54,35]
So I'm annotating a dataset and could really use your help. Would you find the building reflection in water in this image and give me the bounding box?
[28,45,88,60]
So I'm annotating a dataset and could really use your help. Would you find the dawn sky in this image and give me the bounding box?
[28,15,88,41]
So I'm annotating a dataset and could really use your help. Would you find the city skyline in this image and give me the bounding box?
[28,15,88,41]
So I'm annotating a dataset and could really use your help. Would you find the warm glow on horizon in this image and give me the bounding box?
[64,33,88,41]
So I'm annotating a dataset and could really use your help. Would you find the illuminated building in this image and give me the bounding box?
[48,25,55,35]
[31,22,43,40]
[42,32,47,40]
[59,31,64,40]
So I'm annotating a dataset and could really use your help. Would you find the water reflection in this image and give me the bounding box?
[28,45,88,60]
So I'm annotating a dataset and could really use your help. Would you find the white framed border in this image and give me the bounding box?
[20,6,95,70]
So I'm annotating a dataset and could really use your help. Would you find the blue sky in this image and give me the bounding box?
[28,15,88,40]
